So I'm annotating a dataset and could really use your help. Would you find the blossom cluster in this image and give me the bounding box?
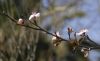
[17,12,40,25]
[51,27,90,57]
[12,11,97,58]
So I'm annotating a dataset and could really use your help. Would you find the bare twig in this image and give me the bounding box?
[86,35,100,46]
[90,46,100,50]
[0,12,16,22]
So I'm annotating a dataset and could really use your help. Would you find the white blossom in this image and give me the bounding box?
[81,48,90,57]
[76,29,88,35]
[81,48,90,52]
[35,13,40,18]
[84,51,89,57]
[52,36,57,41]
[52,31,61,46]
[56,31,60,37]
[52,31,60,41]
[29,12,40,21]
[29,12,36,20]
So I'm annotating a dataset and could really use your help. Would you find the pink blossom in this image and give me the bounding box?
[17,18,24,25]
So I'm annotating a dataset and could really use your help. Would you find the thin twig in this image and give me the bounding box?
[86,35,100,46]
[34,24,68,41]
[0,12,68,42]
[90,46,100,50]
[0,12,16,22]
[68,32,71,40]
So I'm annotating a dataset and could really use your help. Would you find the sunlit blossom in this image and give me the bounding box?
[76,29,88,35]
[29,12,40,20]
[52,31,60,41]
[52,31,61,46]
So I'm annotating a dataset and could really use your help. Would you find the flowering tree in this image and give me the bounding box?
[0,11,100,60]
[0,0,100,61]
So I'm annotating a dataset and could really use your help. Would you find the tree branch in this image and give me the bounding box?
[0,12,68,42]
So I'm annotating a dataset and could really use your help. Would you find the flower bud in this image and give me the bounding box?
[67,27,73,33]
[17,18,24,25]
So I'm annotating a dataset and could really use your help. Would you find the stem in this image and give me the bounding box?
[37,26,68,41]
[90,46,100,50]
[74,32,77,41]
[86,35,100,46]
[68,32,71,40]
[0,12,68,42]
[0,12,16,22]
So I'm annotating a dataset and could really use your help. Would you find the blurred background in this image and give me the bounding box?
[0,0,100,61]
